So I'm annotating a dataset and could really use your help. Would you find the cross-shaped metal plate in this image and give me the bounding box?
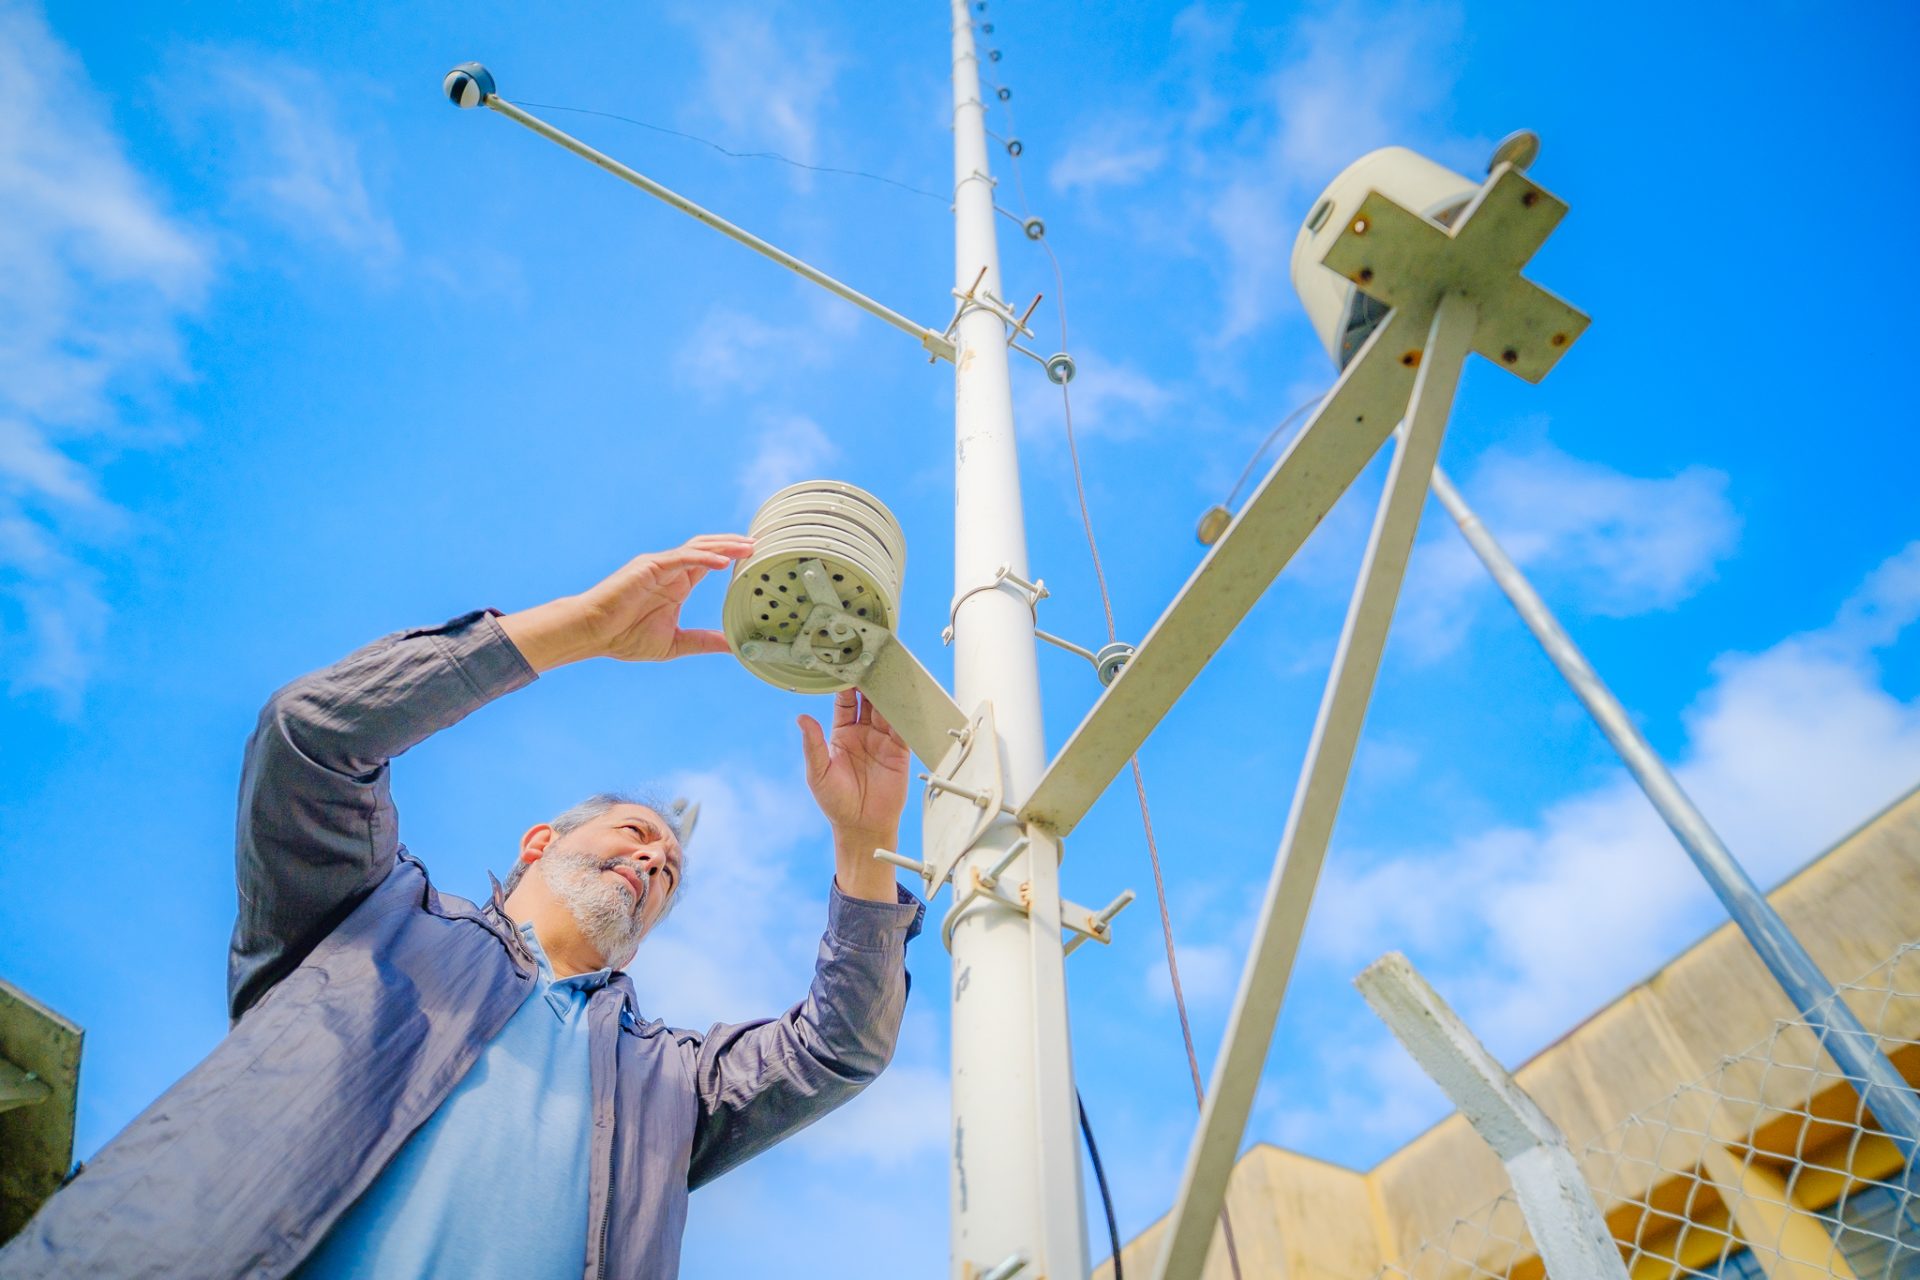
[1319,163,1589,384]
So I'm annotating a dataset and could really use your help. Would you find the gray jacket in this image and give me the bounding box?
[0,610,923,1279]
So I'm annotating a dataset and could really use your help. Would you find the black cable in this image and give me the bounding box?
[1078,1089,1124,1279]
[510,100,950,204]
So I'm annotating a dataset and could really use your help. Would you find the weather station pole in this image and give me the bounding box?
[943,2,1090,1276]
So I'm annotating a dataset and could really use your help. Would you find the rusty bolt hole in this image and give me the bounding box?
[1358,267,1374,283]
[1501,347,1519,364]
[1351,217,1369,235]
[1400,350,1422,368]
[1521,190,1539,208]
[1550,332,1568,347]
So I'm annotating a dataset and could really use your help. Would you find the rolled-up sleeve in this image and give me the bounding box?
[227,610,536,1021]
[685,882,924,1187]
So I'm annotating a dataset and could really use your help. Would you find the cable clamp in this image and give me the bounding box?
[943,563,1047,644]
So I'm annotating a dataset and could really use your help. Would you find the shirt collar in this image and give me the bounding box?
[517,921,614,1019]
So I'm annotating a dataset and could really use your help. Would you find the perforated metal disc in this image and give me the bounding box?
[725,480,906,693]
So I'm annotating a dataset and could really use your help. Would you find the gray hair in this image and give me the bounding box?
[502,790,689,904]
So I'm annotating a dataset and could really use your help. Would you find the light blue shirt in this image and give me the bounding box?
[298,923,609,1279]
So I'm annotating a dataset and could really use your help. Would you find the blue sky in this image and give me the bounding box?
[4,0,1919,1273]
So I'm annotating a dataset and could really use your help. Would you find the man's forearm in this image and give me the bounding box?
[497,596,603,673]
[833,825,901,902]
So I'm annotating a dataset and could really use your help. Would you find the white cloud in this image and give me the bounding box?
[169,49,399,262]
[791,1009,949,1168]
[1394,441,1741,661]
[1050,132,1167,194]
[735,415,840,514]
[0,1,209,700]
[1145,938,1239,1010]
[673,5,841,183]
[1015,348,1175,447]
[1197,2,1470,344]
[676,289,860,395]
[1312,538,1920,1063]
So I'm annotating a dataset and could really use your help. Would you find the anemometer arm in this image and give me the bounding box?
[443,63,957,363]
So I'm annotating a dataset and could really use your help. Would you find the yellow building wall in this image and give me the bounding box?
[1098,784,1920,1280]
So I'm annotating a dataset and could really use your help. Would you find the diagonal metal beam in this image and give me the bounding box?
[1152,295,1478,1280]
[1018,311,1421,835]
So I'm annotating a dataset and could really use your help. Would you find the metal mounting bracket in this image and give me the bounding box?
[938,843,1137,954]
[944,564,1048,644]
[921,702,1006,899]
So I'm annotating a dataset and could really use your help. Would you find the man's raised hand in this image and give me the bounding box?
[799,689,911,902]
[499,534,754,673]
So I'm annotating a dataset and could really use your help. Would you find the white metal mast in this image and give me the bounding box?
[944,2,1089,1276]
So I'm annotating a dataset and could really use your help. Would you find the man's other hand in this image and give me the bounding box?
[500,534,754,673]
[799,689,910,902]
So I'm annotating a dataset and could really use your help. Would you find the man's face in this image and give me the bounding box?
[537,804,683,969]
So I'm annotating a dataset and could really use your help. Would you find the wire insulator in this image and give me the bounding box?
[997,86,1011,101]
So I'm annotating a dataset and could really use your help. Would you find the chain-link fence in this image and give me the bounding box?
[1380,944,1920,1280]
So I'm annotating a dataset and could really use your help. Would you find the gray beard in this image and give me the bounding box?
[539,838,650,970]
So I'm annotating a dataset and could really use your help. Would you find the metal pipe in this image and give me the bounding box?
[481,95,956,363]
[1154,297,1479,1280]
[945,2,1089,1275]
[1429,464,1920,1154]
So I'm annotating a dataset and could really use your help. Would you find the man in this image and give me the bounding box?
[1,534,924,1279]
